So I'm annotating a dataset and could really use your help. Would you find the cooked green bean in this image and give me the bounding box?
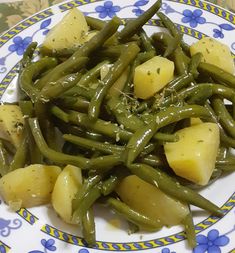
[89,154,123,171]
[106,197,162,231]
[28,117,90,168]
[211,96,235,139]
[188,52,202,78]
[36,57,88,90]
[128,163,222,216]
[9,128,28,171]
[139,29,155,52]
[20,42,38,69]
[73,175,102,212]
[19,57,58,103]
[81,208,96,246]
[85,16,106,30]
[198,62,235,88]
[125,105,210,164]
[88,42,140,120]
[172,47,188,75]
[63,134,124,154]
[118,0,162,41]
[39,72,83,101]
[152,32,179,57]
[182,209,196,248]
[72,183,101,224]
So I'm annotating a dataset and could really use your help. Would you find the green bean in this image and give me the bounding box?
[163,73,194,97]
[56,96,90,112]
[51,105,69,122]
[182,209,196,248]
[124,105,210,164]
[81,208,96,246]
[72,183,101,224]
[205,102,235,148]
[63,134,124,154]
[101,169,127,196]
[66,110,133,142]
[152,32,179,57]
[39,72,83,101]
[0,140,9,176]
[139,29,155,52]
[172,47,188,75]
[19,101,43,163]
[188,52,202,79]
[20,42,38,69]
[106,197,162,231]
[72,16,121,59]
[9,128,28,171]
[139,154,167,167]
[88,43,140,120]
[19,57,58,103]
[160,83,213,108]
[85,16,106,30]
[95,45,124,59]
[36,57,88,90]
[108,97,178,142]
[198,62,235,88]
[158,12,182,41]
[89,154,123,171]
[211,96,235,139]
[28,117,90,168]
[73,175,101,212]
[118,0,162,41]
[128,163,222,216]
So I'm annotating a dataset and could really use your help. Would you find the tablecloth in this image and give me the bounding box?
[0,0,234,34]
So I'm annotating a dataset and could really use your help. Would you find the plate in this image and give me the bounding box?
[0,0,235,252]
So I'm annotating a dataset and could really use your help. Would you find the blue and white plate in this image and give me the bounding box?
[0,0,235,252]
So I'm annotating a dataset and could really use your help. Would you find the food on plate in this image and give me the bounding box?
[190,37,235,74]
[164,122,220,185]
[134,56,174,99]
[0,164,61,209]
[0,0,235,249]
[0,105,24,147]
[52,164,82,223]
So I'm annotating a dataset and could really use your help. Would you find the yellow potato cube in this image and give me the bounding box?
[0,105,24,148]
[42,8,89,51]
[190,37,235,74]
[134,56,174,99]
[164,123,220,185]
[52,165,82,224]
[0,164,61,209]
[116,175,189,227]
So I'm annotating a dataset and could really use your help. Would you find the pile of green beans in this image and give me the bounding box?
[1,0,235,249]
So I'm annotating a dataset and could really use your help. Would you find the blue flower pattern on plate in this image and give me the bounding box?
[28,239,56,253]
[0,217,22,237]
[8,36,32,56]
[95,1,121,18]
[193,229,229,253]
[161,3,235,39]
[182,9,206,28]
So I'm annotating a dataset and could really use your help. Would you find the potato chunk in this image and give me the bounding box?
[0,105,24,148]
[190,37,235,74]
[42,8,89,51]
[164,123,220,185]
[0,164,61,209]
[52,165,82,224]
[134,56,174,99]
[116,175,189,227]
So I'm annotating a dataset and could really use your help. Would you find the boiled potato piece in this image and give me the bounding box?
[42,8,89,51]
[134,56,174,99]
[116,175,189,227]
[190,117,203,125]
[0,105,24,148]
[190,37,235,74]
[164,122,220,185]
[52,165,82,224]
[0,164,61,209]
